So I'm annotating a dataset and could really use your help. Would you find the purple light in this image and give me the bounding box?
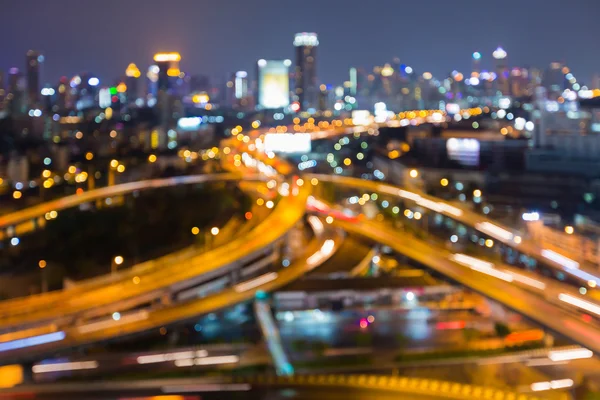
[9,67,19,74]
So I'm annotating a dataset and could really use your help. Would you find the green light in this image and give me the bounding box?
[109,87,117,95]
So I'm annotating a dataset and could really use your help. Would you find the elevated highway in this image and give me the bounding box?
[0,219,341,365]
[310,173,600,288]
[336,218,600,355]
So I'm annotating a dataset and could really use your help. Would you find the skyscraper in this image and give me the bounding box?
[26,50,42,106]
[492,47,509,96]
[153,52,181,92]
[294,32,319,111]
[125,63,141,103]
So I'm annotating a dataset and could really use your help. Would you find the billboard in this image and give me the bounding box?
[264,133,311,154]
[258,60,289,109]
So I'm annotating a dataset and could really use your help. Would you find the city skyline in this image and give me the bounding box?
[1,0,599,86]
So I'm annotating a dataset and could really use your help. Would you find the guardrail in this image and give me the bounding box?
[236,374,552,400]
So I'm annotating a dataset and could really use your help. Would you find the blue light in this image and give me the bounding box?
[0,332,66,352]
[10,238,19,246]
[472,52,482,60]
[88,77,100,86]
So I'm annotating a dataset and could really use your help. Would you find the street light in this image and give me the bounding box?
[112,255,124,274]
[211,227,220,236]
[39,260,48,293]
[409,169,418,178]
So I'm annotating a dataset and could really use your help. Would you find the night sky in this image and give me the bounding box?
[1,0,599,86]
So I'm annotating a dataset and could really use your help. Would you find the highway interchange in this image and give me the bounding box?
[0,122,598,399]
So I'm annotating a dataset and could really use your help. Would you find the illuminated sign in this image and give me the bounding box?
[446,138,480,167]
[258,60,290,109]
[264,133,311,154]
[153,52,181,62]
[352,110,371,126]
[177,117,203,131]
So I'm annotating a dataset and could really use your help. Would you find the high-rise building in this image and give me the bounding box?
[235,71,248,100]
[492,47,509,96]
[294,32,319,111]
[153,52,181,91]
[125,63,141,103]
[257,59,290,109]
[26,50,43,106]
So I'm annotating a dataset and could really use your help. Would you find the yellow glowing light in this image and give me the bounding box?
[326,216,334,224]
[409,169,419,178]
[116,83,127,93]
[110,160,119,168]
[43,179,53,189]
[211,227,220,236]
[148,154,157,163]
[473,189,482,198]
[501,127,508,135]
[257,198,264,206]
[126,63,141,78]
[191,227,200,235]
[440,178,449,187]
[114,256,124,265]
[311,178,319,186]
[296,178,304,187]
[85,152,94,161]
[75,131,83,139]
[266,201,275,209]
[117,164,126,173]
[153,52,181,62]
[38,260,47,269]
[42,170,51,178]
[68,166,77,174]
[132,276,141,285]
[485,239,494,248]
[105,107,113,120]
[167,68,180,77]
[565,226,574,235]
[192,93,210,104]
[388,150,400,159]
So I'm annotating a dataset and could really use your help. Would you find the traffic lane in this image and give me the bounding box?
[0,227,340,365]
[2,386,442,400]
[306,234,371,276]
[310,174,600,281]
[277,309,529,350]
[0,174,260,315]
[0,184,310,329]
[337,219,600,355]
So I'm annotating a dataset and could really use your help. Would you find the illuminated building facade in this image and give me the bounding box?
[257,59,290,109]
[294,32,319,111]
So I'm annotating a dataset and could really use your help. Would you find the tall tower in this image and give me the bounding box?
[294,32,319,111]
[492,47,509,96]
[26,50,42,107]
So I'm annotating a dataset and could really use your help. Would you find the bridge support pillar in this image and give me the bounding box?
[21,362,34,383]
